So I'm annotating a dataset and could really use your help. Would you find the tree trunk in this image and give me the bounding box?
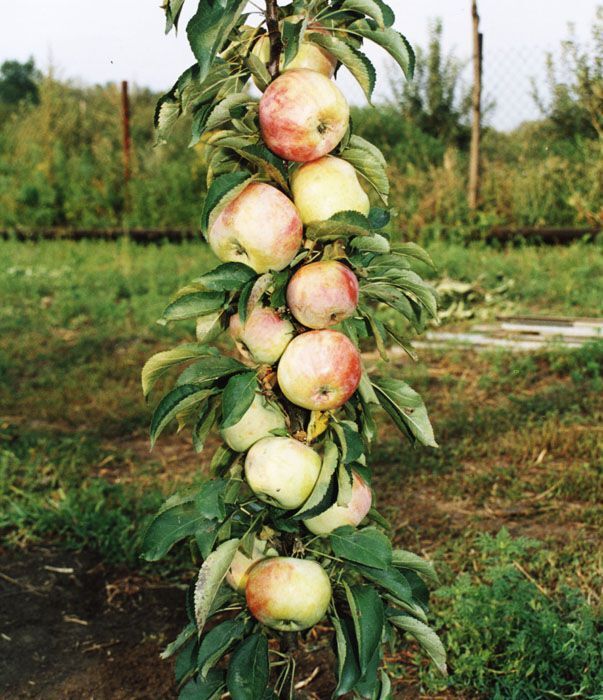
[265,0,283,78]
[468,1,483,211]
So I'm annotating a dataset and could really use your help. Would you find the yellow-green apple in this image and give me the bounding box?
[245,557,332,631]
[207,182,303,273]
[226,538,278,591]
[229,306,294,365]
[286,261,359,329]
[291,156,370,224]
[221,393,286,452]
[252,32,336,80]
[244,436,321,509]
[277,330,362,410]
[259,69,349,162]
[303,471,372,535]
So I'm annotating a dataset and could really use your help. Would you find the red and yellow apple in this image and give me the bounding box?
[291,156,370,224]
[286,261,359,329]
[221,393,286,452]
[246,557,332,631]
[277,330,362,411]
[259,69,349,162]
[244,436,321,509]
[226,538,278,591]
[303,471,372,535]
[229,306,294,365]
[207,182,303,273]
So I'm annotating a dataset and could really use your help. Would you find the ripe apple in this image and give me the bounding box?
[226,538,278,592]
[252,33,336,80]
[277,330,362,411]
[286,261,359,329]
[291,156,370,224]
[207,182,303,273]
[229,306,294,365]
[244,436,321,509]
[246,557,332,631]
[303,471,372,535]
[221,393,286,452]
[259,69,349,162]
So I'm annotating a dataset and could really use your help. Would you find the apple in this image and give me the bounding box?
[277,330,362,411]
[226,538,278,592]
[221,393,286,452]
[259,69,349,162]
[291,156,370,224]
[286,261,359,329]
[229,306,294,365]
[246,557,332,631]
[303,471,372,535]
[244,436,321,509]
[207,182,303,273]
[252,33,336,80]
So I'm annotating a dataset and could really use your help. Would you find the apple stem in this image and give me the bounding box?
[265,0,283,79]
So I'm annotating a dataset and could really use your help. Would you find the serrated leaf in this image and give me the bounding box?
[201,171,255,234]
[193,262,257,292]
[196,310,227,344]
[246,52,272,91]
[337,461,354,508]
[178,670,226,700]
[142,497,202,560]
[282,18,306,68]
[391,242,436,270]
[358,565,428,622]
[231,144,290,191]
[193,396,220,454]
[164,0,186,34]
[160,621,196,660]
[198,619,247,678]
[332,615,361,696]
[341,136,389,203]
[295,440,339,519]
[392,549,439,585]
[344,583,384,675]
[307,410,330,443]
[226,633,270,699]
[150,385,216,447]
[368,207,391,229]
[220,371,257,429]
[307,32,376,101]
[194,538,240,633]
[142,344,215,399]
[331,526,392,569]
[389,614,447,675]
[339,0,393,28]
[351,233,390,253]
[204,93,256,133]
[351,20,415,79]
[306,210,373,241]
[177,355,246,387]
[162,291,225,322]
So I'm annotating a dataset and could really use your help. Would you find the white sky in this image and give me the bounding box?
[2,0,599,130]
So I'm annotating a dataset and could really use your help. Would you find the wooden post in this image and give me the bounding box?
[121,80,132,188]
[468,1,483,210]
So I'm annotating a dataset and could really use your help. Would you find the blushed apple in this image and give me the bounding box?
[246,557,332,631]
[303,471,372,535]
[208,182,303,273]
[291,156,370,224]
[221,393,286,452]
[244,436,321,509]
[226,538,278,591]
[286,261,359,329]
[277,330,362,411]
[229,306,294,365]
[260,69,349,162]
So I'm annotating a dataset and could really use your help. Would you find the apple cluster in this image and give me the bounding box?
[206,51,376,631]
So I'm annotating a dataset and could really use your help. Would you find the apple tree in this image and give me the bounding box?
[142,0,446,697]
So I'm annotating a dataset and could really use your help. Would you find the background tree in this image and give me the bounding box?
[0,58,41,106]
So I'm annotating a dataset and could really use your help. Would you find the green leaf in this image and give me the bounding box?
[341,135,389,203]
[175,637,199,684]
[392,549,439,585]
[194,538,240,633]
[198,619,247,678]
[237,278,255,324]
[358,565,428,622]
[331,526,392,569]
[204,93,256,133]
[164,0,186,34]
[160,621,196,660]
[210,444,239,476]
[305,210,373,241]
[226,633,270,699]
[150,385,216,448]
[353,642,382,697]
[351,233,390,253]
[177,355,246,387]
[332,615,361,696]
[378,669,392,699]
[246,52,272,91]
[339,0,393,28]
[142,344,215,399]
[391,241,436,270]
[282,18,306,68]
[231,144,290,191]
[368,207,391,229]
[196,479,227,520]
[193,396,220,454]
[344,583,384,675]
[195,519,219,559]
[142,495,203,561]
[193,262,257,292]
[196,310,227,344]
[162,291,226,322]
[220,371,257,429]
[186,0,248,82]
[295,440,339,519]
[307,32,376,101]
[179,670,225,700]
[337,461,354,507]
[389,614,447,676]
[201,171,255,234]
[372,377,438,448]
[350,20,415,79]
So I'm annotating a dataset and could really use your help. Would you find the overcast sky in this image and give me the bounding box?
[2,0,599,130]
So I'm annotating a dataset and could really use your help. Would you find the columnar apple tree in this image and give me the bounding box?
[142,0,446,697]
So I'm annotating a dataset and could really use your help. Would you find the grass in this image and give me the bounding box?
[1,239,602,697]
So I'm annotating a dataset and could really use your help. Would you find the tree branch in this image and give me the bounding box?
[265,0,283,79]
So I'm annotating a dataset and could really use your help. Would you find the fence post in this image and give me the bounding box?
[121,80,132,213]
[468,0,483,210]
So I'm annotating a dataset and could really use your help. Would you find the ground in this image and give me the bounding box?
[1,240,601,698]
